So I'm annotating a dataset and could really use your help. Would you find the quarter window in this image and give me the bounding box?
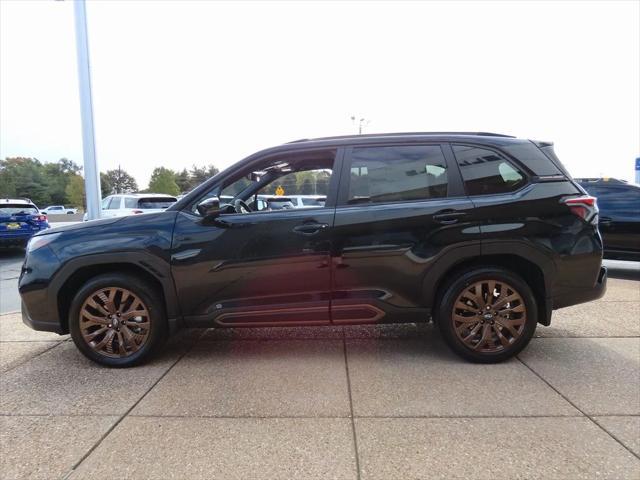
[453,145,525,195]
[347,145,449,204]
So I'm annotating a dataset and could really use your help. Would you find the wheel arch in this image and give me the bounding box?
[427,252,552,326]
[54,253,180,334]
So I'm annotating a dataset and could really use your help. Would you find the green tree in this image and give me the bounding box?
[0,157,51,206]
[105,167,138,193]
[40,158,84,205]
[65,174,85,208]
[189,164,219,188]
[148,167,180,196]
[175,168,191,193]
[100,172,113,197]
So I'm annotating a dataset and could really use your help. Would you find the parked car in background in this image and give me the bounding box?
[255,195,296,211]
[0,198,49,248]
[41,205,78,215]
[83,194,178,221]
[576,177,640,261]
[287,195,327,208]
[20,132,606,367]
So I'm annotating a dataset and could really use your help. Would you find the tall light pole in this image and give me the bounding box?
[73,0,101,219]
[350,115,370,135]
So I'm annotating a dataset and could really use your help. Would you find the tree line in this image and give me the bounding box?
[0,157,220,208]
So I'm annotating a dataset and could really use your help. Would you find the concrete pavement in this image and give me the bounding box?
[0,274,639,479]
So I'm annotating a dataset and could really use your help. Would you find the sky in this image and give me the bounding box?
[1,0,639,189]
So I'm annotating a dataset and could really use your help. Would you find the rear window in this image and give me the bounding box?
[137,197,177,209]
[453,145,526,196]
[0,204,38,215]
[347,145,449,204]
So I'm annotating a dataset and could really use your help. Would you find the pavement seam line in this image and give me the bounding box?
[0,340,66,374]
[61,335,200,479]
[516,355,640,461]
[342,329,362,480]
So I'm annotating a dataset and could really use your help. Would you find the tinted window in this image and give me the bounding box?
[347,145,448,204]
[137,197,177,209]
[453,145,525,195]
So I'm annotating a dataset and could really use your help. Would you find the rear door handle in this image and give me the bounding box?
[293,223,328,236]
[433,210,467,225]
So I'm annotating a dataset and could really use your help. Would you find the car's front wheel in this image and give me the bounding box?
[436,267,538,363]
[69,273,167,367]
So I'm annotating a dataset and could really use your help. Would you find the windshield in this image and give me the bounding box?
[0,204,38,215]
[137,197,177,209]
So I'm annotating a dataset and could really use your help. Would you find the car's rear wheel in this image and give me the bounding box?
[69,273,167,367]
[436,267,537,363]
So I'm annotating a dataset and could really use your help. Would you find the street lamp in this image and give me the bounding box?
[350,115,370,135]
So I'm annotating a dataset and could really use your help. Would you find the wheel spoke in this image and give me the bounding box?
[86,298,110,316]
[454,301,478,314]
[462,322,483,343]
[462,285,484,309]
[81,312,110,326]
[92,329,115,351]
[496,317,525,336]
[494,325,511,347]
[83,326,108,340]
[493,293,519,310]
[474,323,493,350]
[497,304,525,314]
[485,280,496,306]
[453,313,481,324]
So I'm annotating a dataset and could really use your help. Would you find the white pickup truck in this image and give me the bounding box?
[40,205,78,215]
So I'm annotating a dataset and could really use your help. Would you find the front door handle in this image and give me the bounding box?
[433,210,467,225]
[293,223,328,236]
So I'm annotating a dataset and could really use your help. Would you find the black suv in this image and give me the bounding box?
[19,132,607,367]
[575,178,640,261]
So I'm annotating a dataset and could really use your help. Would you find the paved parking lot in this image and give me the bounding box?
[0,262,639,479]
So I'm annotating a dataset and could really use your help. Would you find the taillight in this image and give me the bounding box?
[132,210,143,214]
[563,195,598,223]
[36,215,47,222]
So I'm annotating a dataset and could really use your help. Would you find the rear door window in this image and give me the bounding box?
[124,197,138,208]
[107,196,122,209]
[453,145,526,196]
[346,145,449,204]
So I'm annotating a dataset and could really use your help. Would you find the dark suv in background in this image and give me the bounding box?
[19,132,606,367]
[575,178,640,261]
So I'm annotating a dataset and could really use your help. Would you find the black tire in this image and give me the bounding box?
[436,267,538,363]
[69,273,167,367]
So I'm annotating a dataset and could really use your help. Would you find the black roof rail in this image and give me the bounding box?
[286,131,515,144]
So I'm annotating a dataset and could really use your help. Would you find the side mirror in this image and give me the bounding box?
[197,196,222,218]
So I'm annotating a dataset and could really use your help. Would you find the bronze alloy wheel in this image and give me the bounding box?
[79,287,151,358]
[452,279,527,353]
